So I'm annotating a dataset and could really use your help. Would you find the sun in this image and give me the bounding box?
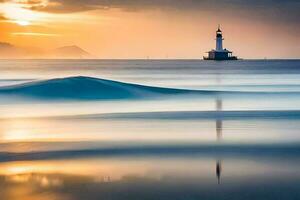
[0,2,38,26]
[16,20,30,26]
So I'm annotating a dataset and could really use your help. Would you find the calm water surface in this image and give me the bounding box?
[0,59,300,200]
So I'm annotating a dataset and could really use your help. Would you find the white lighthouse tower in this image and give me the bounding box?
[216,25,223,51]
[204,25,238,60]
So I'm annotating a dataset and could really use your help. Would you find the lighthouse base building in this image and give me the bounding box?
[205,49,237,60]
[204,26,238,61]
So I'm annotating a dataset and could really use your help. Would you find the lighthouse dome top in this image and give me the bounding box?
[216,25,222,38]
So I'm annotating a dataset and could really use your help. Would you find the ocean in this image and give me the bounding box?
[0,59,300,200]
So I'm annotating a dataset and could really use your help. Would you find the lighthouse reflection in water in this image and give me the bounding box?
[216,96,223,184]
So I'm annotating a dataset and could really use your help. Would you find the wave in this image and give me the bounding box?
[0,76,299,100]
[0,76,196,100]
[58,110,300,120]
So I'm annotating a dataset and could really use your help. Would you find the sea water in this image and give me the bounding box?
[0,59,300,200]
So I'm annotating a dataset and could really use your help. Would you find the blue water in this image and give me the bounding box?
[0,60,300,200]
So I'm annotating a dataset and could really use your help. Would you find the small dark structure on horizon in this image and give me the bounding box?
[204,26,238,61]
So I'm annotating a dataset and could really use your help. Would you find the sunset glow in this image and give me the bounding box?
[1,2,300,200]
[15,20,30,26]
[0,2,40,24]
[0,0,299,58]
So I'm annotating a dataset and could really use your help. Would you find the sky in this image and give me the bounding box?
[0,0,299,59]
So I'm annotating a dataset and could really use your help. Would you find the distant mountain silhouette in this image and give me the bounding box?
[49,45,93,59]
[0,42,14,49]
[0,42,23,58]
[0,42,93,59]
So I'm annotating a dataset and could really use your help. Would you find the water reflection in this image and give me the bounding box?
[215,97,223,141]
[216,160,222,185]
[1,156,300,200]
[215,96,223,184]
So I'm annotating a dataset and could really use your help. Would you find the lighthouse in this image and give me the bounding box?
[216,26,223,51]
[204,25,238,60]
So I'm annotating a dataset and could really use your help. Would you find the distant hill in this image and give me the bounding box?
[0,42,93,59]
[49,45,93,59]
[0,42,23,58]
[0,42,14,49]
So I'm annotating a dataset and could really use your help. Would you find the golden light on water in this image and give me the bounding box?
[0,155,298,200]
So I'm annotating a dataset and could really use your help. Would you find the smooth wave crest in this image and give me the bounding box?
[58,110,300,120]
[0,76,299,100]
[0,76,196,100]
